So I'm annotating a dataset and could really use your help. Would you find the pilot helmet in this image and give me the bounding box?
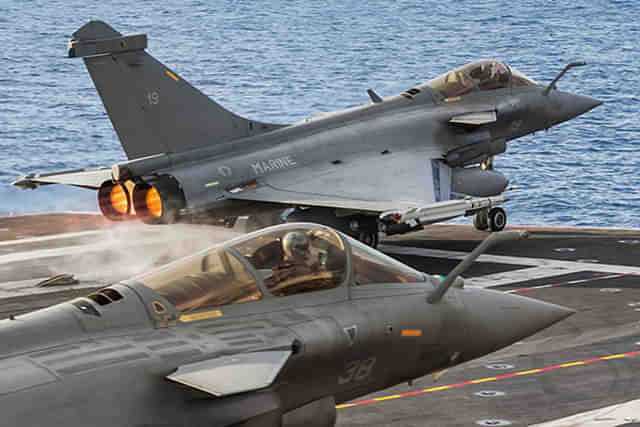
[282,231,311,262]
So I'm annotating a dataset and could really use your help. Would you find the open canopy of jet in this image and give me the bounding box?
[0,223,574,426]
[13,21,602,246]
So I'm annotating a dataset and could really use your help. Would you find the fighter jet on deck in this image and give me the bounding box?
[0,223,574,426]
[13,21,602,246]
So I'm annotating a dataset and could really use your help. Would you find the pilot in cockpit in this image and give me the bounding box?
[470,61,510,90]
[264,230,340,295]
[274,231,322,278]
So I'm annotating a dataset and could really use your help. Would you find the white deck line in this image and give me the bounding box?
[530,398,640,426]
[467,265,584,289]
[0,229,107,247]
[378,244,640,284]
[0,211,101,219]
[0,234,174,265]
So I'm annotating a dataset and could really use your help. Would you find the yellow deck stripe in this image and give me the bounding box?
[515,369,542,376]
[602,354,626,360]
[374,394,403,401]
[559,361,585,368]
[337,350,640,410]
[470,377,498,384]
[424,385,454,392]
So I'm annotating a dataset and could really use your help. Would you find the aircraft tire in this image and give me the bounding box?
[473,210,489,231]
[488,207,507,232]
[359,231,379,248]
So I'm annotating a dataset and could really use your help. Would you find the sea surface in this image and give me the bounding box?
[0,0,638,227]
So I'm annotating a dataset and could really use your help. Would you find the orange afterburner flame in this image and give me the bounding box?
[98,181,133,220]
[146,187,163,218]
[110,184,129,215]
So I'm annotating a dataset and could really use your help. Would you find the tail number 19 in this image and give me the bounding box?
[147,91,159,105]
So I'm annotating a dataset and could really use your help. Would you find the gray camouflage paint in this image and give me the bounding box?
[0,223,573,426]
[13,20,601,239]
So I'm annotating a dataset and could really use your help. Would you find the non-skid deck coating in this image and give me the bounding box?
[2,213,640,426]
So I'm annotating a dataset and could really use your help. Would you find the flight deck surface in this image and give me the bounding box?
[1,213,640,426]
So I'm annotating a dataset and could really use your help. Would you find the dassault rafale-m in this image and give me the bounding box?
[14,21,601,246]
[0,223,574,426]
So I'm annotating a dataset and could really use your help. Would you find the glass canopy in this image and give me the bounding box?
[425,60,537,98]
[134,223,425,314]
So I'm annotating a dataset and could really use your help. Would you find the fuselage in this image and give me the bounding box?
[0,281,569,426]
[0,224,574,427]
[120,80,598,222]
[122,84,573,221]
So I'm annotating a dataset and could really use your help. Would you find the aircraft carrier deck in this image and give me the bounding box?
[2,213,640,426]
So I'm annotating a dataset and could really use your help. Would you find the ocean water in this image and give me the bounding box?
[0,0,638,227]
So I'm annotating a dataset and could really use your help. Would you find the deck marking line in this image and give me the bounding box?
[505,273,631,294]
[425,385,453,392]
[559,361,585,368]
[336,350,640,410]
[602,354,626,360]
[470,377,498,384]
[335,403,354,409]
[374,394,403,401]
[515,369,542,376]
[380,245,640,288]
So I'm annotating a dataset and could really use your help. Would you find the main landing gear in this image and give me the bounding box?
[355,227,379,248]
[284,207,380,248]
[473,207,507,232]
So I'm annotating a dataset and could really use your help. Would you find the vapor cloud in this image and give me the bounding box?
[46,222,242,285]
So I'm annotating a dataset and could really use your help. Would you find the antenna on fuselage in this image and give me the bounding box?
[427,230,529,303]
[543,61,586,96]
[367,89,383,104]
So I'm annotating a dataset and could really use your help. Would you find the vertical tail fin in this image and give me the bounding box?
[69,21,286,160]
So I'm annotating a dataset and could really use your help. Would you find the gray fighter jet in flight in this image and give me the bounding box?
[0,223,573,426]
[13,21,601,246]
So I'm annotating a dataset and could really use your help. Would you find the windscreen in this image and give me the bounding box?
[137,247,262,313]
[349,237,425,285]
[510,66,538,87]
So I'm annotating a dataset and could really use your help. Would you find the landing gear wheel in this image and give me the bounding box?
[488,207,507,232]
[358,231,379,248]
[473,210,489,231]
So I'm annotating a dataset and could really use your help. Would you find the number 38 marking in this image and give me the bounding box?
[338,357,376,385]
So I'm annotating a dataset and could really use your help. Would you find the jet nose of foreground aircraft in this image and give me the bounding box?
[548,91,603,126]
[462,288,575,356]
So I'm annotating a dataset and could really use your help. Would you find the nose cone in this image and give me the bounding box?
[461,289,575,357]
[548,91,603,125]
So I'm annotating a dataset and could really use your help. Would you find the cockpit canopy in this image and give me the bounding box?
[424,60,537,99]
[133,223,425,314]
